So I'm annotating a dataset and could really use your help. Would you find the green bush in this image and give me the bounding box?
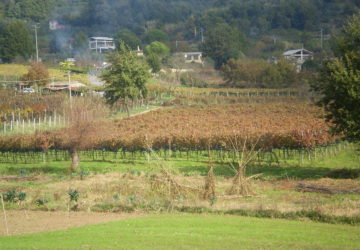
[68,189,80,202]
[1,190,27,203]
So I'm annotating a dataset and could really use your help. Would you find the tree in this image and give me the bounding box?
[144,41,170,73]
[144,29,169,44]
[312,13,360,141]
[101,42,150,116]
[221,58,298,88]
[5,0,53,22]
[144,41,170,59]
[21,62,50,89]
[0,21,33,62]
[221,59,266,87]
[146,53,161,73]
[202,23,246,69]
[115,29,141,50]
[57,98,109,172]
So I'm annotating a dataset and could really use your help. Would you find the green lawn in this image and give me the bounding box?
[1,214,359,249]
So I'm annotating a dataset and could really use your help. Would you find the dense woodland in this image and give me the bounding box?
[0,0,359,55]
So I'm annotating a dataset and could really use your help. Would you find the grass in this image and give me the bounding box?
[0,214,359,249]
[0,145,358,180]
[0,64,90,85]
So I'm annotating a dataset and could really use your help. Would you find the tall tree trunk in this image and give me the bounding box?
[125,103,130,117]
[69,148,80,172]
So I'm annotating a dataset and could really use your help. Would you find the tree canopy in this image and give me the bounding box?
[0,21,33,62]
[312,13,360,141]
[202,23,246,69]
[115,29,141,50]
[101,42,150,114]
[22,62,50,88]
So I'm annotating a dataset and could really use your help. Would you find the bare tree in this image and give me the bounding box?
[57,97,109,172]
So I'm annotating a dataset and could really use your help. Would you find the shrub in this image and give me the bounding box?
[68,189,80,202]
[326,169,360,179]
[2,190,26,203]
[35,197,49,206]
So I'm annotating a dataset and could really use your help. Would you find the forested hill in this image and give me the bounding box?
[2,0,359,32]
[0,0,359,58]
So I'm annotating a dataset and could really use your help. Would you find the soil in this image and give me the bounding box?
[276,178,360,193]
[0,210,140,236]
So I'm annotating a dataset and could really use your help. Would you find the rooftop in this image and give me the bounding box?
[90,37,114,41]
[283,49,313,56]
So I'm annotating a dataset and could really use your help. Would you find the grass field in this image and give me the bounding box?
[0,145,358,179]
[0,146,359,219]
[1,214,359,249]
[0,64,90,85]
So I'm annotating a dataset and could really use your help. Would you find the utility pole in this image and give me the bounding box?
[33,24,40,62]
[320,28,323,50]
[200,27,204,43]
[60,61,74,103]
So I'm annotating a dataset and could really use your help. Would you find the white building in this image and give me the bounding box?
[183,52,203,64]
[283,48,313,72]
[89,37,116,53]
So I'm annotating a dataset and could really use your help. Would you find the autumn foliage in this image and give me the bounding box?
[0,102,337,153]
[21,62,50,88]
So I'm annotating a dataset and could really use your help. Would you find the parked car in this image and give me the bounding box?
[20,87,35,93]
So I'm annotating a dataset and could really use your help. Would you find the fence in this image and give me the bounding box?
[0,110,68,135]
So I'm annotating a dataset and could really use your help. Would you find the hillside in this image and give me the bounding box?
[0,0,359,60]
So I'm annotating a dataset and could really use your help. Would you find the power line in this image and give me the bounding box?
[0,77,63,84]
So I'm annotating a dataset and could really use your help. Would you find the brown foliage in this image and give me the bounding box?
[203,166,216,199]
[0,103,336,154]
[22,62,50,88]
[56,98,110,151]
[107,103,336,151]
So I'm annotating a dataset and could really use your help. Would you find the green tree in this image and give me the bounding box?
[312,13,360,140]
[202,23,246,69]
[144,41,170,59]
[144,41,170,73]
[0,21,33,63]
[144,29,169,44]
[101,42,150,116]
[221,59,266,87]
[221,58,298,88]
[146,52,161,73]
[115,29,141,50]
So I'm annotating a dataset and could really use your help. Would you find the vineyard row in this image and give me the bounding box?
[0,142,349,165]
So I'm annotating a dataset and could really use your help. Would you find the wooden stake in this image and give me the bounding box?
[1,194,9,236]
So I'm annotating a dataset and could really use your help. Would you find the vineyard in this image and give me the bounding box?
[105,102,337,151]
[0,102,338,156]
[0,91,68,134]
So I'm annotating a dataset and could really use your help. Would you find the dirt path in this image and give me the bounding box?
[0,210,141,236]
